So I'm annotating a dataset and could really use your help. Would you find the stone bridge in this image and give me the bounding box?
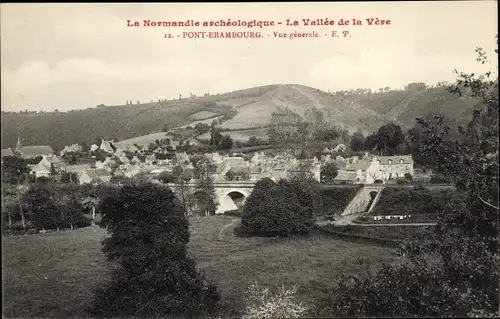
[167,181,455,215]
[340,183,456,217]
[167,181,256,214]
[341,185,386,216]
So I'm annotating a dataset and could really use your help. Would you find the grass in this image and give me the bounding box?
[114,132,169,147]
[197,128,270,143]
[3,215,397,318]
[329,224,437,241]
[370,186,465,216]
[188,111,221,120]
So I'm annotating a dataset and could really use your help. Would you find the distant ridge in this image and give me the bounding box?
[1,83,474,150]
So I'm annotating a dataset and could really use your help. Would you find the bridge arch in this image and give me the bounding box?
[216,188,251,214]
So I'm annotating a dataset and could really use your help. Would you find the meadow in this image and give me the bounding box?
[2,215,397,318]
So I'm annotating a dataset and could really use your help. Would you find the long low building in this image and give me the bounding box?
[333,154,414,184]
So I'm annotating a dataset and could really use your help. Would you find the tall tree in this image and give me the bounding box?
[91,184,220,317]
[350,130,365,152]
[218,135,234,150]
[321,162,339,183]
[377,122,405,155]
[194,175,218,216]
[1,156,30,229]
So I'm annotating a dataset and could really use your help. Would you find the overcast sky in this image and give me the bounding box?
[1,2,497,112]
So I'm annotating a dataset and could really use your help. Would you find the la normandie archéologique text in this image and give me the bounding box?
[126,18,391,28]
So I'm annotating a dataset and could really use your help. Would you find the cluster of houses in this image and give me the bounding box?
[209,151,322,182]
[322,152,414,184]
[2,135,414,186]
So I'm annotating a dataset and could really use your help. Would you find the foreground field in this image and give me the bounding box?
[3,216,396,317]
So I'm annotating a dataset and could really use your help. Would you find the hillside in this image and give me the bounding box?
[1,83,477,151]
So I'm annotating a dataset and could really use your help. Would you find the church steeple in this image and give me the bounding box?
[16,134,22,152]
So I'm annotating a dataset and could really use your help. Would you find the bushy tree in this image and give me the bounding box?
[194,123,210,136]
[240,178,276,232]
[321,162,339,183]
[240,178,315,237]
[247,136,262,146]
[90,184,220,317]
[350,130,365,152]
[158,171,175,183]
[242,283,308,319]
[377,122,405,155]
[21,182,89,230]
[313,39,499,318]
[60,171,79,184]
[1,155,29,184]
[194,175,218,216]
[218,135,234,150]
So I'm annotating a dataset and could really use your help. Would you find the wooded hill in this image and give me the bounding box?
[1,83,476,151]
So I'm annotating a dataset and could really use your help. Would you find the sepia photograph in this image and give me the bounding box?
[1,1,498,318]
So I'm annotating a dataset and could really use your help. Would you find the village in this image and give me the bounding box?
[1,134,415,190]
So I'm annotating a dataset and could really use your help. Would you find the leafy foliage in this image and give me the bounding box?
[242,283,308,319]
[318,186,363,215]
[370,186,465,216]
[20,182,90,230]
[60,171,79,184]
[240,178,315,237]
[320,162,339,183]
[91,184,221,318]
[364,122,405,155]
[313,41,499,317]
[218,134,234,150]
[350,130,365,152]
[1,156,30,184]
[194,175,218,216]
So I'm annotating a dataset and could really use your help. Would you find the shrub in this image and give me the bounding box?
[240,179,315,237]
[313,234,499,318]
[318,185,362,215]
[242,282,308,319]
[371,187,465,216]
[20,183,88,230]
[241,178,276,233]
[429,174,453,184]
[395,177,410,184]
[90,184,220,318]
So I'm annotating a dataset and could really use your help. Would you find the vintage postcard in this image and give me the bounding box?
[1,2,498,318]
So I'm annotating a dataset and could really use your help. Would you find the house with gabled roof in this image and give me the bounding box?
[375,155,414,180]
[1,148,15,158]
[124,164,142,178]
[89,144,99,153]
[79,168,112,184]
[16,145,55,159]
[100,139,115,154]
[60,144,82,156]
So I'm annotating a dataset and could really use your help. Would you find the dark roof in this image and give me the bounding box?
[334,171,357,181]
[377,155,413,165]
[18,145,54,158]
[346,159,373,171]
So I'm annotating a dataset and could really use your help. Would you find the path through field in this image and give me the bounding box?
[218,218,241,240]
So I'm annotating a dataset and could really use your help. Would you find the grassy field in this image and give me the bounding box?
[330,224,437,241]
[3,216,397,318]
[188,111,221,120]
[370,187,464,216]
[197,128,269,143]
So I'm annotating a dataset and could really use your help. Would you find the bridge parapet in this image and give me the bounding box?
[341,185,385,216]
